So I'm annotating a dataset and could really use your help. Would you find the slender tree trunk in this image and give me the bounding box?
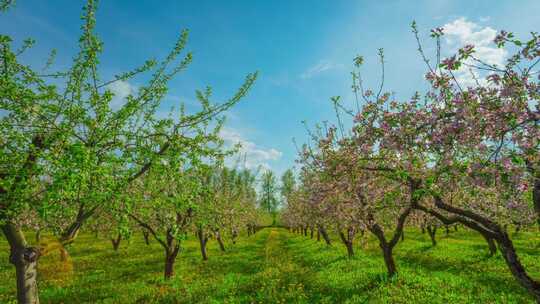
[111,234,122,251]
[319,226,331,246]
[533,178,540,231]
[310,227,314,239]
[2,223,40,304]
[58,219,85,262]
[164,246,180,280]
[231,229,238,245]
[381,243,397,277]
[142,230,150,245]
[427,225,437,246]
[479,230,497,256]
[197,228,208,261]
[401,230,405,242]
[445,225,450,236]
[421,226,425,234]
[316,229,320,242]
[338,230,354,257]
[215,230,226,252]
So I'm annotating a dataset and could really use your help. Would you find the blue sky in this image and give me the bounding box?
[2,0,539,177]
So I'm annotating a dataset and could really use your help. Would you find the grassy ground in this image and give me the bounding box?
[0,228,539,303]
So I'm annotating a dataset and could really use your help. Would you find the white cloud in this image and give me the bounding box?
[300,60,343,79]
[106,80,137,109]
[442,17,507,87]
[220,128,282,170]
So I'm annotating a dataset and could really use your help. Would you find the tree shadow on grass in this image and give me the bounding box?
[398,253,529,298]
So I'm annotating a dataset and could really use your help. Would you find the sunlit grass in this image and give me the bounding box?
[0,228,539,303]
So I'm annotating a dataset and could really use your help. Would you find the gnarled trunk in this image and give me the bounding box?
[381,243,396,277]
[416,195,540,301]
[2,223,40,304]
[496,232,540,302]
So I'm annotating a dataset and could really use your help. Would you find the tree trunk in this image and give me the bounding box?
[197,228,208,261]
[417,195,540,301]
[111,234,122,251]
[164,246,180,280]
[215,230,226,252]
[476,229,497,256]
[533,178,540,231]
[58,219,85,262]
[427,225,437,246]
[316,229,320,242]
[338,230,354,257]
[310,227,314,239]
[381,243,397,277]
[2,223,40,304]
[303,227,308,237]
[496,233,540,302]
[231,229,238,245]
[319,226,331,246]
[142,230,150,245]
[401,230,405,242]
[454,225,458,232]
[445,225,450,236]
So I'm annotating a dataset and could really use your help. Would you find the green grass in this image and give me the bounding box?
[0,228,539,303]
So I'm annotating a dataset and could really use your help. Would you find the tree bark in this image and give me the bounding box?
[310,227,314,239]
[338,229,354,257]
[496,232,540,302]
[197,228,208,261]
[533,177,540,231]
[316,229,320,242]
[231,229,238,245]
[2,223,40,304]
[319,226,331,246]
[142,230,150,245]
[479,230,497,256]
[164,245,180,280]
[415,195,540,301]
[111,234,122,251]
[427,225,437,246]
[382,243,397,277]
[215,230,226,252]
